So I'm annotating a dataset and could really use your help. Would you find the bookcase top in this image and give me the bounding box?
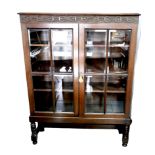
[18,13,140,24]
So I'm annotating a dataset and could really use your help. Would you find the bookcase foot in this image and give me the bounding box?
[31,122,38,145]
[117,125,124,134]
[38,123,45,132]
[122,125,130,147]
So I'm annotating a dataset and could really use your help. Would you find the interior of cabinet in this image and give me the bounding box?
[29,28,130,114]
[84,29,130,114]
[29,28,75,113]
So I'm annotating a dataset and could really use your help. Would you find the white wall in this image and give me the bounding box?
[0,0,155,154]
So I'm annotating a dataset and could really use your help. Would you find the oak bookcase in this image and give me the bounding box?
[19,13,140,146]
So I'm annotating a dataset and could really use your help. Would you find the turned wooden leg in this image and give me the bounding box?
[31,122,38,145]
[122,125,130,147]
[38,123,45,132]
[117,125,123,134]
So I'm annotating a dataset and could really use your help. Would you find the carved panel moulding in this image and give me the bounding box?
[20,15,139,24]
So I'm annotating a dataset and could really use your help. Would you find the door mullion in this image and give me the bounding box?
[49,29,56,112]
[104,29,109,114]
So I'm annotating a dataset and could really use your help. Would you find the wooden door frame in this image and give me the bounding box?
[79,23,138,117]
[20,23,79,116]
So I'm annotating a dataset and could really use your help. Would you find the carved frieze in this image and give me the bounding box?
[20,14,138,24]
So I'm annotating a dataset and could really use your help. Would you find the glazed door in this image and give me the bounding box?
[79,24,133,116]
[28,24,78,116]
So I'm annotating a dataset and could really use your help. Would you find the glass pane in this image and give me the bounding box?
[85,30,107,73]
[108,30,131,74]
[34,91,53,111]
[32,75,52,90]
[85,92,104,113]
[54,75,73,112]
[85,75,105,113]
[106,93,125,113]
[52,29,73,73]
[85,75,105,92]
[107,75,127,93]
[29,29,49,44]
[28,29,51,72]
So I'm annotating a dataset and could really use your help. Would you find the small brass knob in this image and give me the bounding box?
[79,75,83,83]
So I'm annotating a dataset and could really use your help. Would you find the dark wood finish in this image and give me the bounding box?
[18,13,140,24]
[21,23,35,114]
[19,13,139,146]
[79,25,85,117]
[38,123,45,132]
[18,12,140,16]
[122,125,130,147]
[104,29,109,113]
[29,116,132,125]
[31,122,38,144]
[125,26,138,115]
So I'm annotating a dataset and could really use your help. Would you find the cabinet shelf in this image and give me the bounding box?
[110,44,129,48]
[32,72,51,76]
[61,89,73,92]
[32,72,73,76]
[34,89,52,92]
[106,90,125,93]
[85,72,128,76]
[34,88,73,92]
[85,89,125,93]
[85,44,105,47]
[85,44,129,48]
[30,44,49,47]
[33,89,73,92]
